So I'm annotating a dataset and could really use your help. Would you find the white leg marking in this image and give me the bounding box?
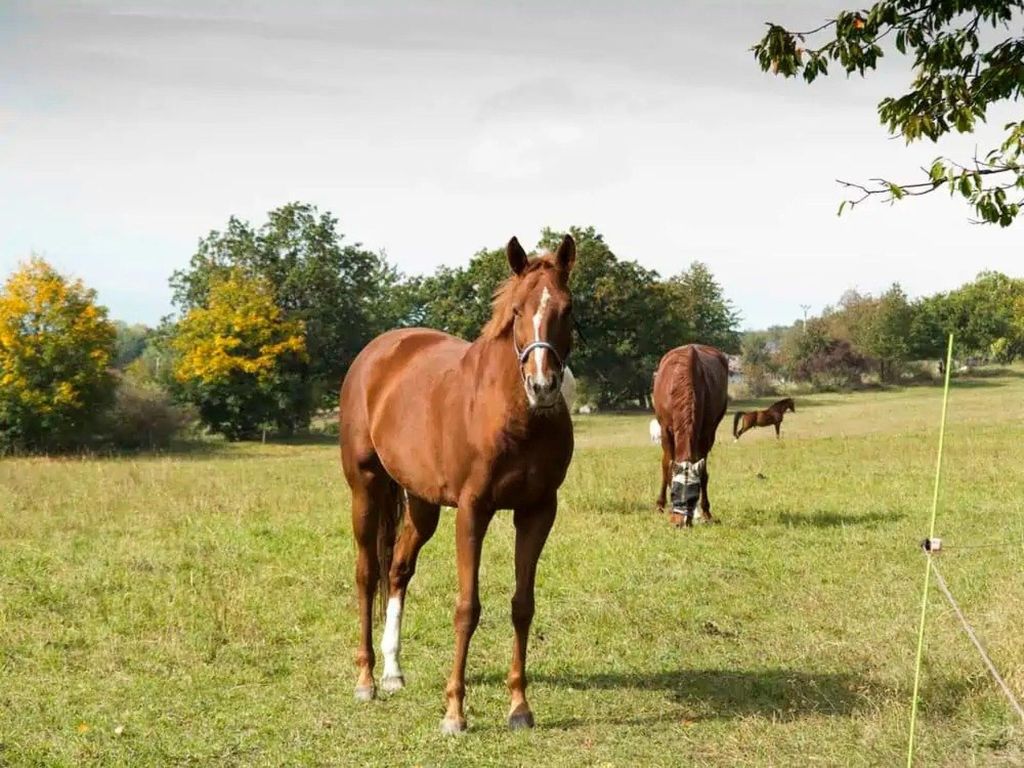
[532,286,552,385]
[381,595,403,681]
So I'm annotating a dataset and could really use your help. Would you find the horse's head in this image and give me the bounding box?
[504,234,576,410]
[671,458,705,518]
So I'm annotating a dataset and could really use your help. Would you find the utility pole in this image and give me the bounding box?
[800,304,811,332]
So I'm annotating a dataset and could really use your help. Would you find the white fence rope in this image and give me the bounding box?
[928,556,1024,725]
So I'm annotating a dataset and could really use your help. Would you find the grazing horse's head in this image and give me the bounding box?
[488,234,576,410]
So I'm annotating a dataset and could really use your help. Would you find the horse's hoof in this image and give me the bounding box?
[381,675,405,693]
[508,711,535,730]
[354,684,376,702]
[439,716,467,735]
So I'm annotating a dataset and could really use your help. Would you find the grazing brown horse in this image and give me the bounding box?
[339,235,576,734]
[732,397,795,441]
[652,345,729,527]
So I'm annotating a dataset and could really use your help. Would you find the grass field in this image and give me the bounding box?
[3,371,1024,766]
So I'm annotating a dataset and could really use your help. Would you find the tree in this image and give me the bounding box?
[754,1,1024,225]
[866,283,914,380]
[170,203,402,416]
[538,226,669,407]
[661,261,742,354]
[0,257,116,451]
[412,247,510,339]
[171,271,307,440]
[112,321,151,368]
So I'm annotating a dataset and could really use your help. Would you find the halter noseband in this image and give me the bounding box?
[512,318,565,371]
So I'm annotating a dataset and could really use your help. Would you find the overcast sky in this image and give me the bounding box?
[2,0,1020,330]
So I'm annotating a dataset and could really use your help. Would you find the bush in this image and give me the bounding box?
[740,362,779,397]
[99,378,192,449]
[792,338,867,391]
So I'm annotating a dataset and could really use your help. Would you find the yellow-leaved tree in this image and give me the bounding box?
[0,257,116,452]
[171,270,307,440]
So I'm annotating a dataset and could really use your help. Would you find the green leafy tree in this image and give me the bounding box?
[754,1,1024,225]
[171,271,307,440]
[0,257,116,451]
[661,261,742,354]
[112,321,151,368]
[867,283,914,380]
[170,203,402,418]
[539,226,670,406]
[413,247,510,339]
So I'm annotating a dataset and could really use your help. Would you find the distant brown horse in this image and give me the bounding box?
[732,397,795,441]
[652,344,729,527]
[339,235,576,734]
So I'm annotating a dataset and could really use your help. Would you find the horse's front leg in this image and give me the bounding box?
[507,497,557,730]
[442,499,495,734]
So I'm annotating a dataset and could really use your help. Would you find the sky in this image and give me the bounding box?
[1,0,1021,330]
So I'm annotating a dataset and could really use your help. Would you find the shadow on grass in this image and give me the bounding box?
[548,667,874,719]
[469,667,876,721]
[777,509,905,528]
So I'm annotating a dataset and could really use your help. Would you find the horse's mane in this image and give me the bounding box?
[479,255,558,340]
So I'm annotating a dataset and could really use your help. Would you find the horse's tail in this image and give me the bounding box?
[377,480,404,618]
[732,410,745,439]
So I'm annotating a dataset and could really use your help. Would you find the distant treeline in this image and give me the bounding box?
[740,274,1024,395]
[0,203,740,449]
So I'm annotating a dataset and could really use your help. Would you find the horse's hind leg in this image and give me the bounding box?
[699,463,713,523]
[349,474,384,701]
[655,429,674,511]
[380,493,440,693]
[507,498,557,730]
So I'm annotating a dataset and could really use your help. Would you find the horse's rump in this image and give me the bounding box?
[653,344,729,462]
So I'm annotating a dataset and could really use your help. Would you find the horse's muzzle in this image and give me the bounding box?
[526,372,562,409]
[671,459,704,515]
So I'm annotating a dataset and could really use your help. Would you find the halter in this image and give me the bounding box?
[512,318,565,371]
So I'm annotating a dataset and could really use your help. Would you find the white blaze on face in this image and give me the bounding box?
[531,286,552,386]
[381,595,403,680]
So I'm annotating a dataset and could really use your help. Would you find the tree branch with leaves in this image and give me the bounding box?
[753,0,1024,226]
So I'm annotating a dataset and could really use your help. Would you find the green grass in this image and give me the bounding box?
[3,372,1024,766]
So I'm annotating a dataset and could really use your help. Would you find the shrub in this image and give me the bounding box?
[99,378,192,449]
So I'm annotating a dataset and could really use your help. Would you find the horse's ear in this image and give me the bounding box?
[507,237,529,275]
[555,234,576,274]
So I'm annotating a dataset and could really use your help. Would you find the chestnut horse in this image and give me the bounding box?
[732,397,795,441]
[339,235,576,734]
[652,344,729,527]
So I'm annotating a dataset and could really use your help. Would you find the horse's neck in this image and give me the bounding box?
[466,331,534,428]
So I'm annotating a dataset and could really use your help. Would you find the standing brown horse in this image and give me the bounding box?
[339,235,576,734]
[732,397,795,441]
[652,345,729,527]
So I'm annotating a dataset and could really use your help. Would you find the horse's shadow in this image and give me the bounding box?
[471,666,875,722]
